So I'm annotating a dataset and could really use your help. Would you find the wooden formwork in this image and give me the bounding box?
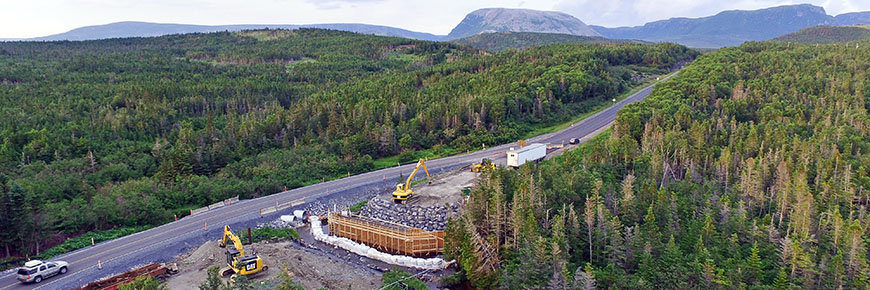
[328,213,444,257]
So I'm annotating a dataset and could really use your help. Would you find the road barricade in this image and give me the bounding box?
[189,196,240,216]
[259,198,305,215]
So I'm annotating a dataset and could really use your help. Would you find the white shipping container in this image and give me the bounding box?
[506,143,546,167]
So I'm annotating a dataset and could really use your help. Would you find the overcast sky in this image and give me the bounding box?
[1,0,868,38]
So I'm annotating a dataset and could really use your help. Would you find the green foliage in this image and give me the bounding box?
[39,226,151,259]
[119,276,168,290]
[0,28,696,258]
[251,227,299,242]
[773,25,870,44]
[349,200,368,212]
[231,275,253,290]
[274,267,306,290]
[199,266,223,290]
[453,32,647,52]
[381,269,427,290]
[445,41,870,289]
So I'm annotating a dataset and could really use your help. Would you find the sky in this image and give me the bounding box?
[1,0,869,38]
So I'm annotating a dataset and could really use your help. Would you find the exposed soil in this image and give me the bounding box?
[164,238,382,290]
[379,167,475,207]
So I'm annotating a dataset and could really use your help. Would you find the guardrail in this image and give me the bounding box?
[189,196,239,216]
[259,198,305,215]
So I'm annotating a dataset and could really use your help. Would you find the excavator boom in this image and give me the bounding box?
[403,159,430,191]
[392,158,430,203]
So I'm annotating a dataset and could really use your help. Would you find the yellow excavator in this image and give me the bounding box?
[392,159,430,204]
[471,158,496,172]
[218,225,267,278]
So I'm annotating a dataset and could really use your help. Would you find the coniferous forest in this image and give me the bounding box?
[445,41,870,289]
[0,29,696,258]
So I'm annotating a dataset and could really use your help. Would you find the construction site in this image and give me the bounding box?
[99,159,475,289]
[70,142,569,289]
[71,144,565,289]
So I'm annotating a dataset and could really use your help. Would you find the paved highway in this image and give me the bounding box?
[0,74,672,290]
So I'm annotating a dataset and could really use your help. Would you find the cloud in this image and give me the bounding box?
[304,0,387,9]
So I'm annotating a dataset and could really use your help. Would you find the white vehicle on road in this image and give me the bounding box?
[17,260,69,284]
[506,143,547,168]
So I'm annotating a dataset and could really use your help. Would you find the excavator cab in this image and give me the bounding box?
[471,158,495,172]
[218,226,267,277]
[392,159,430,204]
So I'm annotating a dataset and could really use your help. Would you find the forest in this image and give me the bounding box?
[445,41,870,289]
[0,29,696,258]
[452,32,646,52]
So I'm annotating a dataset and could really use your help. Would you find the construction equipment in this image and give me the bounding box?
[392,159,430,204]
[218,225,267,278]
[471,158,496,172]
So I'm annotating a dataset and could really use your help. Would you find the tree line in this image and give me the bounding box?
[445,41,870,289]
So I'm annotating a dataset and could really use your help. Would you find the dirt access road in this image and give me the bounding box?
[0,74,676,290]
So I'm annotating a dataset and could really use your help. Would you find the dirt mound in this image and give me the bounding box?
[165,239,381,289]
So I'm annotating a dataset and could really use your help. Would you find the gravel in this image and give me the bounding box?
[357,197,460,231]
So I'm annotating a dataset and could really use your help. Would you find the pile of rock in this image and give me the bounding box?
[356,198,460,231]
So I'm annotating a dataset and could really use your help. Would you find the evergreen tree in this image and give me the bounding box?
[772,267,790,290]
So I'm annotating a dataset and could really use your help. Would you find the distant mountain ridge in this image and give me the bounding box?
[772,25,870,44]
[18,21,443,42]
[7,5,870,46]
[835,12,870,25]
[447,8,600,39]
[592,4,870,48]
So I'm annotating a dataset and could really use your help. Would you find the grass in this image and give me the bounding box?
[349,200,368,212]
[250,227,300,243]
[0,226,152,271]
[382,269,427,290]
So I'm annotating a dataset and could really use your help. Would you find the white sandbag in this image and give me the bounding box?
[307,216,449,270]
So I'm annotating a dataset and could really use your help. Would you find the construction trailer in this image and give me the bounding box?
[327,212,444,257]
[506,143,546,168]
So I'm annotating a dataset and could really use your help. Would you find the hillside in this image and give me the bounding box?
[773,25,870,44]
[447,8,600,39]
[446,41,870,289]
[452,31,645,51]
[22,21,444,41]
[592,4,838,48]
[835,11,870,25]
[0,29,697,258]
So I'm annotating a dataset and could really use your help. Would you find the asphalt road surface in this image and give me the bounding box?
[0,74,672,290]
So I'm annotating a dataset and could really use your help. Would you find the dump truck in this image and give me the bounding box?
[506,143,546,168]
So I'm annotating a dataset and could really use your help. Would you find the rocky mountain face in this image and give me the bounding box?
[592,4,845,48]
[447,8,600,40]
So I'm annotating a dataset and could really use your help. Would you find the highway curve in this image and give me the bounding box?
[0,74,673,290]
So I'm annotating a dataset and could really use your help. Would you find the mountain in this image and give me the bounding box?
[592,4,838,48]
[453,31,645,52]
[447,8,600,40]
[835,12,870,26]
[24,21,443,41]
[772,25,870,44]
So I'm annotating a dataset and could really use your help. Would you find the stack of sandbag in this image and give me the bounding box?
[308,216,450,270]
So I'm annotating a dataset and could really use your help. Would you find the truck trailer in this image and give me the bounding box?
[506,143,546,168]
